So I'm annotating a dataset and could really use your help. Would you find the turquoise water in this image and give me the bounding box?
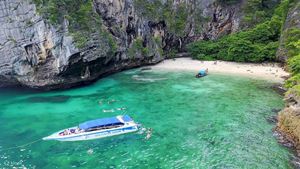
[0,69,293,168]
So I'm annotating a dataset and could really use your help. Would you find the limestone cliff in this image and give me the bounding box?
[0,0,244,89]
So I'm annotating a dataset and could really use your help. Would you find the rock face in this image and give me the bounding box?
[277,89,300,165]
[276,1,300,62]
[0,0,244,89]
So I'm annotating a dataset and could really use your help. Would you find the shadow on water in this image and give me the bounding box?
[15,92,106,104]
[0,87,41,98]
[26,95,71,103]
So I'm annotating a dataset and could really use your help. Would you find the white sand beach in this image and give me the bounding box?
[151,58,289,83]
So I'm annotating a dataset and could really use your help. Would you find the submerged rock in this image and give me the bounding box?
[266,115,278,124]
[271,84,287,96]
[291,156,300,169]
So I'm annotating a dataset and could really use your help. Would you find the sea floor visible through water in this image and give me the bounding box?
[0,69,293,168]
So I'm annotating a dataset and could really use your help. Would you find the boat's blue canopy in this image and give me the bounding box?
[79,117,122,130]
[198,69,207,76]
[122,115,133,122]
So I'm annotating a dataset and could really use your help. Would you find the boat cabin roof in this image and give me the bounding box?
[79,115,133,130]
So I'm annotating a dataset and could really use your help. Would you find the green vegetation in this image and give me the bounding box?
[153,36,164,56]
[164,49,178,58]
[288,54,300,75]
[242,0,282,27]
[285,74,300,89]
[8,36,17,44]
[281,2,300,91]
[285,28,300,57]
[32,0,117,51]
[33,0,96,27]
[187,0,290,63]
[128,37,149,58]
[133,0,188,36]
[285,31,300,90]
[291,85,300,97]
[187,20,281,62]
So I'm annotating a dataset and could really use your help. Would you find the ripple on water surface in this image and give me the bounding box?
[0,69,293,168]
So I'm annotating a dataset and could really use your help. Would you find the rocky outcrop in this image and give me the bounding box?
[0,0,244,89]
[93,0,244,53]
[277,89,300,166]
[198,0,243,40]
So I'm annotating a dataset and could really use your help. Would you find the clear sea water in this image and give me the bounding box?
[0,69,293,168]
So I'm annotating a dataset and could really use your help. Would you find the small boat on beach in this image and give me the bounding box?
[43,115,139,141]
[195,68,208,78]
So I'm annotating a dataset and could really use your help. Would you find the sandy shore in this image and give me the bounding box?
[150,58,289,83]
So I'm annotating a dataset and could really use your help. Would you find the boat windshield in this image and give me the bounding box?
[86,124,124,132]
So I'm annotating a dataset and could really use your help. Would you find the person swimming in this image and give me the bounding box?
[145,128,153,140]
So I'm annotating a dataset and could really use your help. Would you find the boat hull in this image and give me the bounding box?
[43,125,139,141]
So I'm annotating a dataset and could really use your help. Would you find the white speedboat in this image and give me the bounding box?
[43,115,139,141]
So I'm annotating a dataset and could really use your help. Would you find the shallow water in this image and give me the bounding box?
[0,69,293,168]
